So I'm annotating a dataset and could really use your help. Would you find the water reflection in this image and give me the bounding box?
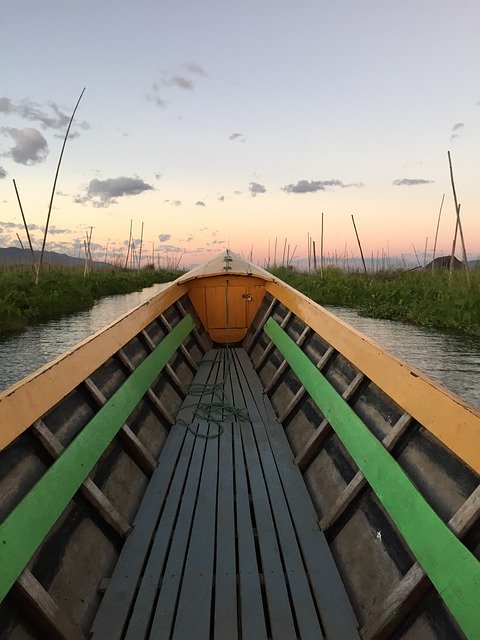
[0,284,167,392]
[327,307,480,408]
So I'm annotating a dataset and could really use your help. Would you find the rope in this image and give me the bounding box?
[175,348,249,439]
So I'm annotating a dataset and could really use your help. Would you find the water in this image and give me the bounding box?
[0,284,168,392]
[327,307,480,408]
[1,292,479,409]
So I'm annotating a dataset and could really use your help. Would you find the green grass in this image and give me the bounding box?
[0,265,184,335]
[270,266,480,337]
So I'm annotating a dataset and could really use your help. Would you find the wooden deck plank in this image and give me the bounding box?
[240,420,298,640]
[234,347,361,640]
[213,422,238,640]
[172,422,219,638]
[122,427,198,640]
[148,422,210,639]
[232,421,268,640]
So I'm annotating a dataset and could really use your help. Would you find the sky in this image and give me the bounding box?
[1,0,479,268]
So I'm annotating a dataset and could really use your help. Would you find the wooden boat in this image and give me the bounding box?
[0,250,479,640]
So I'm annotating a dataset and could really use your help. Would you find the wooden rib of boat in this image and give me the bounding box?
[0,250,479,640]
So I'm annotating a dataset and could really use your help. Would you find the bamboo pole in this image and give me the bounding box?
[16,233,24,250]
[274,237,278,267]
[423,236,428,267]
[282,238,287,267]
[12,179,37,274]
[447,151,469,284]
[286,244,290,268]
[320,212,324,278]
[307,232,311,273]
[412,243,421,267]
[432,193,445,271]
[125,220,133,269]
[37,88,86,284]
[313,240,317,271]
[289,244,297,267]
[138,221,144,270]
[351,214,367,273]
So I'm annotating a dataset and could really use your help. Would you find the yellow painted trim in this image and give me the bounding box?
[266,280,480,474]
[0,282,187,452]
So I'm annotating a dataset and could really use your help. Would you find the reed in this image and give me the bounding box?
[0,265,183,334]
[270,265,480,336]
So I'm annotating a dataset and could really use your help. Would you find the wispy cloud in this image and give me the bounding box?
[0,220,71,234]
[196,200,206,206]
[392,178,434,186]
[158,233,171,242]
[249,182,266,197]
[0,166,6,179]
[74,176,154,207]
[218,195,225,203]
[1,127,49,164]
[229,132,246,143]
[149,62,208,109]
[282,179,363,194]
[450,122,465,141]
[0,97,89,132]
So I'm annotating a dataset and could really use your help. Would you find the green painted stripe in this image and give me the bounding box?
[264,317,480,640]
[0,314,194,604]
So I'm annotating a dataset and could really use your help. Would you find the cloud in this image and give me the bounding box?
[74,176,154,207]
[0,220,71,234]
[450,122,465,141]
[208,239,226,245]
[0,166,6,179]
[229,132,246,142]
[157,244,183,253]
[167,76,194,90]
[218,195,225,203]
[392,178,434,186]
[0,97,89,132]
[155,172,162,180]
[282,179,363,194]
[249,182,266,197]
[1,127,49,164]
[158,234,171,242]
[185,62,208,76]
[196,200,206,206]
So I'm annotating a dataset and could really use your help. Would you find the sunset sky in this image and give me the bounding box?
[1,1,479,268]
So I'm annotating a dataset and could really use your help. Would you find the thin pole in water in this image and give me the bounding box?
[432,193,445,271]
[13,179,37,274]
[37,87,86,284]
[447,151,469,284]
[351,214,367,273]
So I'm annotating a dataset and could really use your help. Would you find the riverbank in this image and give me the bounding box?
[270,266,480,337]
[0,266,183,334]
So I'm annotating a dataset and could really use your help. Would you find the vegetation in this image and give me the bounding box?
[0,265,183,334]
[270,266,480,337]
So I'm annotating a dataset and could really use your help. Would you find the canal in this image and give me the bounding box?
[0,289,479,409]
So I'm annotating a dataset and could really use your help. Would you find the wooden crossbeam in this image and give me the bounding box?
[175,300,211,352]
[141,329,187,395]
[244,298,277,353]
[32,420,131,539]
[264,326,311,394]
[320,413,412,531]
[295,372,364,472]
[117,348,174,426]
[254,311,292,371]
[362,483,480,639]
[158,314,198,372]
[84,378,156,477]
[13,569,85,640]
[278,346,335,424]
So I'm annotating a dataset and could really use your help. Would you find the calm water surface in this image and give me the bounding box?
[327,307,480,408]
[0,292,479,409]
[0,284,167,392]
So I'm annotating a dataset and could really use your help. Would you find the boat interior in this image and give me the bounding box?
[0,251,479,640]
